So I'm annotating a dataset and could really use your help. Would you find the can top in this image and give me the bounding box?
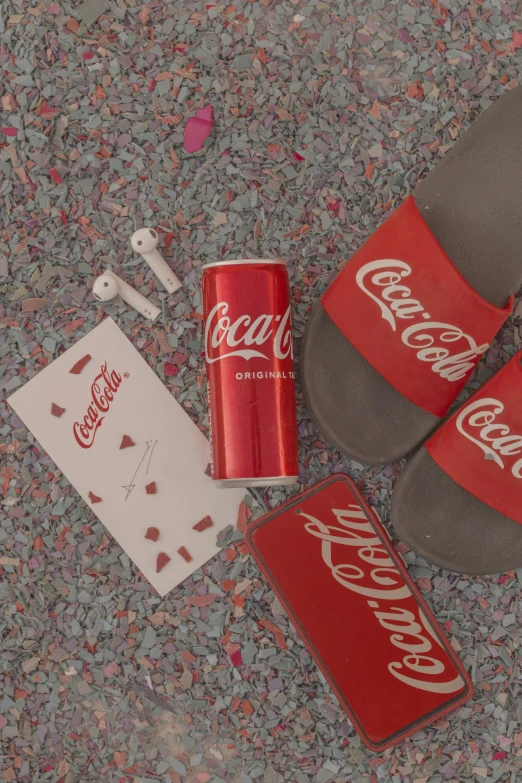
[202,258,286,270]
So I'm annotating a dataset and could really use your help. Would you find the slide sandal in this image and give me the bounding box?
[391,352,522,575]
[301,87,522,465]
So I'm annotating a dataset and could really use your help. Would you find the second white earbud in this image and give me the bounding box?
[130,228,182,294]
[92,271,160,322]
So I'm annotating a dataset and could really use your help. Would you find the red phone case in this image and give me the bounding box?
[245,474,473,751]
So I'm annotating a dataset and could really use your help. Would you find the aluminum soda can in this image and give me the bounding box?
[202,259,299,488]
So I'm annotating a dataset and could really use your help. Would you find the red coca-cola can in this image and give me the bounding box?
[202,259,299,488]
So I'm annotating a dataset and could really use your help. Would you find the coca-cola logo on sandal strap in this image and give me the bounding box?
[204,301,293,363]
[356,259,489,382]
[456,398,522,478]
[321,196,512,417]
[425,353,522,526]
[302,504,464,694]
[73,362,123,449]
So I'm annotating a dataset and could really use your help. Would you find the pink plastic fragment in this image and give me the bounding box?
[184,105,213,153]
[1,128,17,137]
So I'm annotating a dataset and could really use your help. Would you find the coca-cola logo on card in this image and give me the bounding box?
[204,301,293,363]
[356,259,489,382]
[456,397,522,478]
[301,504,464,694]
[73,362,124,449]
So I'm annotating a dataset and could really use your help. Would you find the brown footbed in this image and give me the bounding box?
[301,86,522,573]
[391,447,522,575]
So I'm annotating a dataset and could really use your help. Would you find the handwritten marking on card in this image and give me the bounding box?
[122,439,158,501]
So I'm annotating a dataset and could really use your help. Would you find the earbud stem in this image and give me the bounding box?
[106,271,161,322]
[144,250,182,294]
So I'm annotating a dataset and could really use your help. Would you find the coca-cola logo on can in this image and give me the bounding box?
[73,362,124,449]
[204,301,293,363]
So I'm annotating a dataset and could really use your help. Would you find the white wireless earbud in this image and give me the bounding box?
[92,271,161,322]
[131,228,182,294]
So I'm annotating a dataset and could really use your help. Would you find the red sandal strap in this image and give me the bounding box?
[322,196,512,417]
[426,352,522,525]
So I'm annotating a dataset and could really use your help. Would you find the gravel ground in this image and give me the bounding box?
[1,0,522,781]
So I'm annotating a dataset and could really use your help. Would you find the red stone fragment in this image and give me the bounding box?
[178,546,193,563]
[193,515,213,533]
[119,435,135,449]
[156,552,171,572]
[69,354,92,374]
[145,527,160,542]
[88,491,102,504]
[48,167,63,184]
[51,403,66,418]
[145,481,157,494]
[204,463,212,477]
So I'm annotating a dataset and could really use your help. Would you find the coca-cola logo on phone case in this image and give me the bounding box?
[302,503,464,694]
[204,302,293,363]
[73,362,123,449]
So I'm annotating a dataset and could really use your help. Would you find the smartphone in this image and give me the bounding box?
[245,474,472,751]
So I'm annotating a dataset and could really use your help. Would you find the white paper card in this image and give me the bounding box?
[9,317,244,595]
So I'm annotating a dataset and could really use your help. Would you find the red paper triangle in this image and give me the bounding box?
[69,354,92,374]
[156,552,171,572]
[145,527,160,542]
